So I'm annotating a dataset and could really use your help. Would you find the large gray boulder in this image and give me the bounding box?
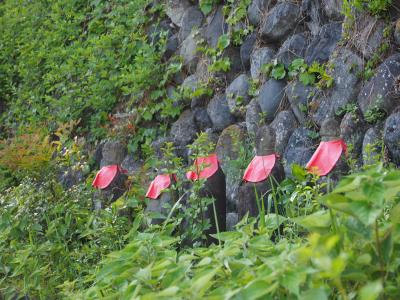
[166,0,191,27]
[217,46,245,83]
[384,110,400,165]
[276,33,309,67]
[340,110,368,165]
[216,124,247,211]
[207,94,236,131]
[248,0,274,25]
[322,0,343,20]
[226,74,251,118]
[301,0,328,35]
[164,33,179,59]
[193,108,213,131]
[345,12,389,59]
[270,110,297,155]
[179,6,204,42]
[312,49,364,125]
[283,127,316,177]
[203,6,227,48]
[250,47,276,79]
[286,80,314,125]
[240,33,257,69]
[181,74,209,109]
[100,140,127,167]
[180,32,202,74]
[358,54,400,116]
[258,79,286,121]
[260,2,301,42]
[121,155,143,175]
[170,110,198,145]
[362,126,383,166]
[246,98,264,137]
[305,22,342,64]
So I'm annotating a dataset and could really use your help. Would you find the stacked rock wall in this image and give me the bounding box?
[99,1,400,228]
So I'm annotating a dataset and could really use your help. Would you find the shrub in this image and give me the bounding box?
[0,129,54,180]
[0,179,130,299]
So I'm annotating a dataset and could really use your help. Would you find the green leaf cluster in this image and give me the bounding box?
[0,0,181,151]
[261,59,334,89]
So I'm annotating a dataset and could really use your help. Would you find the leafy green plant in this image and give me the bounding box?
[199,0,221,15]
[184,133,218,245]
[199,34,232,73]
[223,0,253,45]
[336,103,358,118]
[0,0,184,155]
[343,0,393,17]
[0,179,131,299]
[0,128,54,180]
[262,59,334,89]
[74,164,400,300]
[364,104,386,124]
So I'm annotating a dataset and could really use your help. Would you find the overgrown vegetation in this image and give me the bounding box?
[262,59,334,89]
[0,0,182,152]
[2,158,400,299]
[1,0,400,299]
[342,0,393,17]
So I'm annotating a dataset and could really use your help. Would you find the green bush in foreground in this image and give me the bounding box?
[79,164,400,299]
[1,164,400,299]
[0,179,130,299]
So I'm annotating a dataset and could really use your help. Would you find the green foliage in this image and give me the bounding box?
[342,0,393,17]
[199,0,221,15]
[223,0,253,45]
[364,104,386,124]
[262,59,334,89]
[198,34,232,73]
[77,165,400,300]
[0,128,54,181]
[0,0,180,151]
[336,103,358,118]
[0,179,131,299]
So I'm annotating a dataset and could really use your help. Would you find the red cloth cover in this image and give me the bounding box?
[92,165,120,189]
[145,174,172,200]
[186,153,219,181]
[306,139,347,176]
[242,154,277,183]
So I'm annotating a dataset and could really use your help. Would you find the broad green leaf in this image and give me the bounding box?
[271,64,286,80]
[359,280,382,300]
[199,2,214,15]
[381,228,393,263]
[291,164,307,181]
[239,280,277,299]
[197,257,212,267]
[293,210,331,232]
[333,175,363,193]
[280,270,306,296]
[210,231,242,241]
[362,181,384,205]
[217,34,230,50]
[299,72,316,86]
[390,203,400,224]
[191,268,219,296]
[300,287,328,300]
[323,194,382,226]
[264,214,286,231]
